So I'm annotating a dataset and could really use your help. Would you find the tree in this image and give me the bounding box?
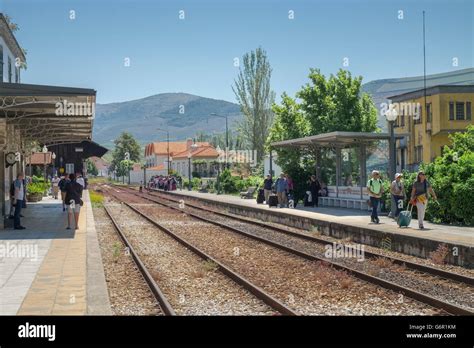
[86,159,99,176]
[421,125,474,225]
[268,69,378,200]
[111,132,141,173]
[233,47,275,162]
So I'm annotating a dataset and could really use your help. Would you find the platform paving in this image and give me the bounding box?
[0,191,111,315]
[164,189,474,248]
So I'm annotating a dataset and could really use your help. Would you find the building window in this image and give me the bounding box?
[415,105,422,124]
[415,146,423,163]
[467,102,472,121]
[0,45,3,81]
[426,103,432,123]
[8,56,12,82]
[449,102,454,120]
[456,102,465,120]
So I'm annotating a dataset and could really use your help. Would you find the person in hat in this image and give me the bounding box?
[410,171,437,230]
[390,173,405,219]
[367,170,383,224]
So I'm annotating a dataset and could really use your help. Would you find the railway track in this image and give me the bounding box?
[143,187,474,285]
[103,188,298,316]
[112,184,474,315]
[103,205,176,315]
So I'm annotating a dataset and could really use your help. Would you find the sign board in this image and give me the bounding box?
[66,163,74,174]
[75,147,84,152]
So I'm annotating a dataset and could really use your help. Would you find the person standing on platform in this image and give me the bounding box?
[263,174,273,204]
[76,172,85,189]
[275,173,288,208]
[367,170,383,224]
[65,174,83,230]
[309,175,321,207]
[390,173,405,219]
[51,175,60,199]
[13,173,26,230]
[410,171,437,230]
[58,174,70,212]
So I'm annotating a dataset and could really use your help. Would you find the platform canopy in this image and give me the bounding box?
[0,82,96,146]
[270,131,406,149]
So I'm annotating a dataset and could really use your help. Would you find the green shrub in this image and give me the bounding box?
[395,126,474,226]
[27,182,47,194]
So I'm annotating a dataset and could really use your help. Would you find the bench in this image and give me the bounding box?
[198,182,209,193]
[319,196,370,210]
[240,186,256,199]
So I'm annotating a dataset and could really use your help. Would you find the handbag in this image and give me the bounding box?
[79,199,84,206]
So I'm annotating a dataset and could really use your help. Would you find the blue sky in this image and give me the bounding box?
[1,0,473,104]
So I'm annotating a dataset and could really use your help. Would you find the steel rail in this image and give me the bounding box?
[104,188,298,316]
[115,185,474,316]
[103,205,176,316]
[141,187,474,286]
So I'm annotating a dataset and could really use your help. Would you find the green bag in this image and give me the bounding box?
[398,204,413,228]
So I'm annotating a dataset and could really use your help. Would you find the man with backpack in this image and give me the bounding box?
[275,173,289,208]
[390,173,405,219]
[367,170,384,224]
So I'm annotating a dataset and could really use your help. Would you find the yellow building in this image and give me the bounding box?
[389,85,474,171]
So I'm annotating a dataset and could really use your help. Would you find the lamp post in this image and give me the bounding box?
[385,105,398,218]
[51,152,56,177]
[210,113,229,169]
[187,153,192,191]
[156,128,170,175]
[385,105,398,180]
[42,145,48,182]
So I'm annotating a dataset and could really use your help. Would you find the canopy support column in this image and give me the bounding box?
[315,147,321,179]
[335,147,342,198]
[359,143,367,199]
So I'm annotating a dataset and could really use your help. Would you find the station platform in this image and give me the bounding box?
[156,188,474,268]
[0,191,111,315]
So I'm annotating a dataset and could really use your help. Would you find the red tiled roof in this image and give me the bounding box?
[147,164,166,171]
[89,156,109,170]
[145,141,211,156]
[172,146,219,159]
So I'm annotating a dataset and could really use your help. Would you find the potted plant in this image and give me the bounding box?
[27,182,45,202]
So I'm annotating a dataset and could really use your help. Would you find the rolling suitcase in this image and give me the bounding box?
[398,204,413,228]
[256,189,265,204]
[268,194,278,208]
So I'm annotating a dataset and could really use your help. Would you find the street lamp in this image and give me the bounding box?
[210,113,229,169]
[51,152,56,177]
[385,105,398,180]
[42,145,48,182]
[156,128,170,175]
[385,105,398,218]
[187,152,192,191]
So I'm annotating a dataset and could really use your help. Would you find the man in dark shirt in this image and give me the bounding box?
[65,174,83,230]
[263,174,273,204]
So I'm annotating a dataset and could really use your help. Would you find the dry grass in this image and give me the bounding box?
[430,244,450,265]
[372,257,394,270]
[202,259,219,272]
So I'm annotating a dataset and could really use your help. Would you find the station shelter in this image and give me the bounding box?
[0,82,107,228]
[271,131,406,210]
